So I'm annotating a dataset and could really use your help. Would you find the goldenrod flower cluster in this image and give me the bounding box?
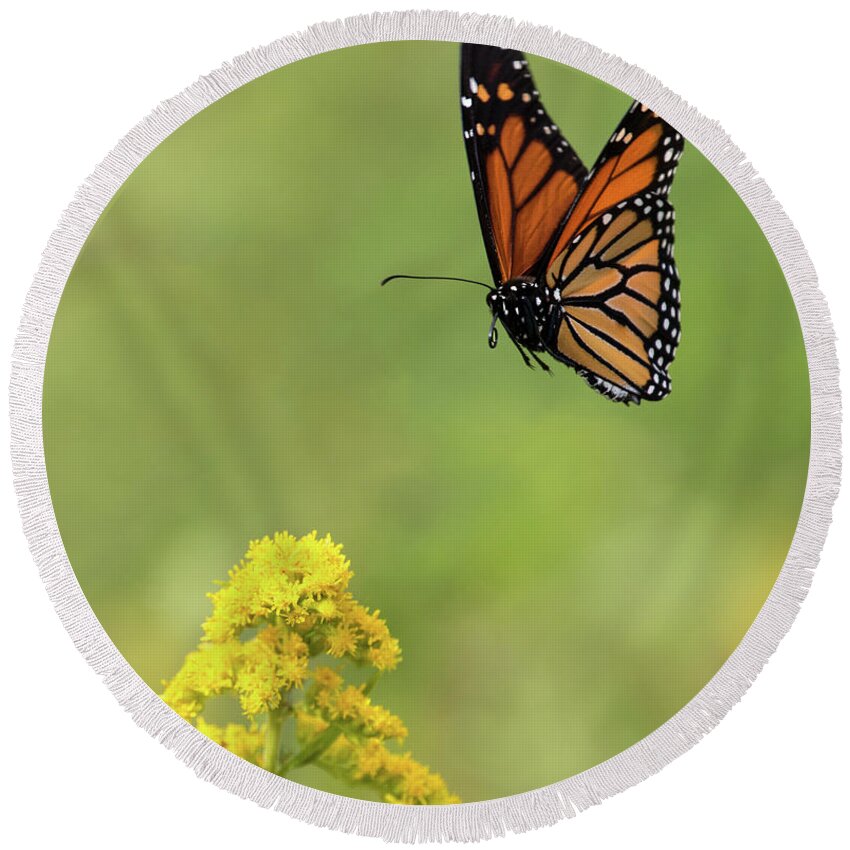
[294,667,458,804]
[195,718,267,767]
[161,531,458,805]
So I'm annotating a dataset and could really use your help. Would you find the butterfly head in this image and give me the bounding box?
[486,279,553,352]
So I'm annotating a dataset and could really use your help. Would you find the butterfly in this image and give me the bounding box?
[384,44,685,404]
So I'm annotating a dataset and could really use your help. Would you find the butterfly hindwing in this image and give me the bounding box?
[548,193,681,403]
[461,44,587,283]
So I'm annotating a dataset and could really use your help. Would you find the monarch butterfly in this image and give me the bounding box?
[383,44,684,403]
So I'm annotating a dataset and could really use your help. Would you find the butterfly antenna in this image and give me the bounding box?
[381,274,493,291]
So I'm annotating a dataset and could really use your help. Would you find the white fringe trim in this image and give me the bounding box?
[8,10,841,843]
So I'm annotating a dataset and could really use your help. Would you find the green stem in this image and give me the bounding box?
[362,671,382,696]
[280,676,383,775]
[264,651,384,778]
[263,703,289,774]
[280,723,343,774]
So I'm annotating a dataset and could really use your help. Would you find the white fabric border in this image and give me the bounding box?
[8,10,841,842]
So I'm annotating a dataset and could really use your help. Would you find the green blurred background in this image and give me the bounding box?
[43,41,810,803]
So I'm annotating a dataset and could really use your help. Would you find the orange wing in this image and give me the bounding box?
[461,44,587,283]
[547,101,684,264]
[548,194,681,403]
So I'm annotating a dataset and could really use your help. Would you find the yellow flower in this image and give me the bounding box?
[196,719,266,768]
[309,597,338,621]
[355,738,388,778]
[325,625,360,658]
[294,708,330,744]
[361,703,407,741]
[161,530,458,804]
[379,751,460,805]
[312,665,342,690]
[200,531,352,644]
[312,684,337,712]
[368,637,402,672]
[320,736,459,805]
[331,685,367,721]
[345,604,389,644]
[159,676,202,721]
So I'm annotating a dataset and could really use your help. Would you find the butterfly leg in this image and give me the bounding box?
[519,300,552,374]
[504,329,536,370]
[528,349,551,373]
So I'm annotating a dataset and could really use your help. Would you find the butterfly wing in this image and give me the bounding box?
[461,44,587,284]
[548,102,684,256]
[541,103,684,403]
[547,192,681,403]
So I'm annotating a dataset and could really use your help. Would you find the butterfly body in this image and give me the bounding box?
[486,278,560,354]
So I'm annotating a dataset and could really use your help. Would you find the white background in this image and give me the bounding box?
[1,1,848,847]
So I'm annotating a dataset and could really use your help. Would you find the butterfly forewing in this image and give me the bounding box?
[461,44,587,283]
[550,193,681,402]
[548,101,684,260]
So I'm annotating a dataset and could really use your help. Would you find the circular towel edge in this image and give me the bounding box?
[8,9,842,843]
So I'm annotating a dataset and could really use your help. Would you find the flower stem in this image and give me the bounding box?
[281,723,344,774]
[263,703,288,774]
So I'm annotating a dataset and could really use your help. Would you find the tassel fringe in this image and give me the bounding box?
[8,10,841,842]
